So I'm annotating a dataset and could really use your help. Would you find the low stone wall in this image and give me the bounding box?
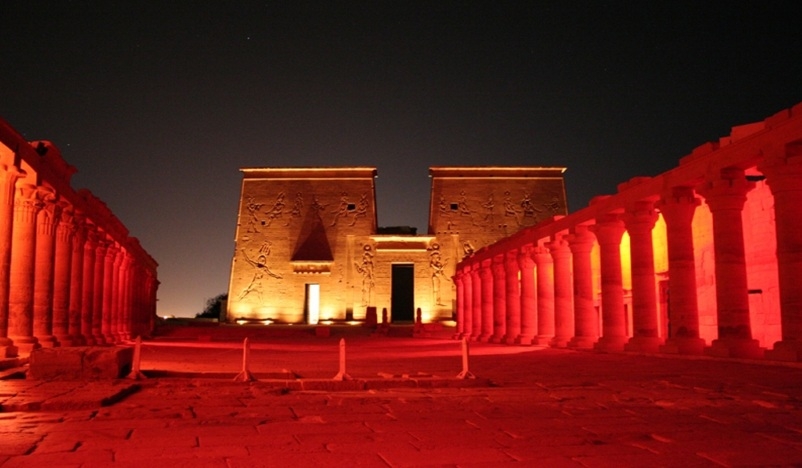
[28,346,134,380]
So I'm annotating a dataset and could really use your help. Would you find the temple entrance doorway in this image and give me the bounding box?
[391,264,414,322]
[304,283,320,324]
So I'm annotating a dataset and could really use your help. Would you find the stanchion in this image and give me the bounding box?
[126,336,146,380]
[456,337,475,379]
[234,337,256,382]
[333,338,352,381]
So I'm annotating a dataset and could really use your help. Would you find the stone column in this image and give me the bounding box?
[454,271,465,338]
[760,150,802,361]
[698,167,762,359]
[33,188,58,347]
[592,211,628,352]
[548,235,573,347]
[461,267,473,339]
[623,200,662,353]
[478,258,494,342]
[534,245,554,345]
[568,224,597,349]
[102,243,118,343]
[470,264,482,341]
[657,187,705,355]
[52,203,73,345]
[68,216,85,345]
[81,226,97,345]
[490,254,507,343]
[0,164,24,357]
[92,237,107,345]
[8,182,41,354]
[120,254,133,340]
[517,245,536,345]
[503,250,521,345]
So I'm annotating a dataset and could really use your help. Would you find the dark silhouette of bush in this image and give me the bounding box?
[196,293,228,319]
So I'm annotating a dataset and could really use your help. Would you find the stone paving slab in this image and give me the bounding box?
[3,337,802,466]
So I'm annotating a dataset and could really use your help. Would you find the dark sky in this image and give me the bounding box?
[3,1,801,317]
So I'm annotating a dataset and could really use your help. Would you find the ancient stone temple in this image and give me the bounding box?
[454,101,802,361]
[0,118,158,357]
[226,166,567,324]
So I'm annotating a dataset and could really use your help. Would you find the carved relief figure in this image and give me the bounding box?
[286,192,304,225]
[463,241,475,257]
[310,195,327,214]
[544,195,562,214]
[330,192,352,226]
[263,192,286,227]
[354,244,375,306]
[458,191,472,217]
[238,241,282,302]
[520,191,542,222]
[429,243,448,306]
[503,191,521,225]
[244,196,265,233]
[350,193,369,226]
[482,193,495,224]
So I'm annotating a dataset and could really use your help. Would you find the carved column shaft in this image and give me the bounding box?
[518,247,536,345]
[454,272,465,338]
[491,255,506,343]
[479,259,494,341]
[503,250,521,344]
[68,219,85,344]
[81,229,96,344]
[33,190,58,347]
[534,246,554,345]
[8,183,41,352]
[592,213,628,352]
[462,268,473,338]
[470,265,482,340]
[91,238,107,344]
[52,205,73,344]
[0,165,24,352]
[568,225,597,348]
[549,236,573,347]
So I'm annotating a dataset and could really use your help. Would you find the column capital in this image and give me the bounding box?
[623,199,659,232]
[568,224,595,254]
[590,212,626,246]
[758,144,802,194]
[697,167,754,212]
[657,186,701,226]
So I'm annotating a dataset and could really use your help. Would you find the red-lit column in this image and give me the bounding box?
[102,243,117,343]
[479,258,494,342]
[33,189,58,347]
[517,245,536,345]
[592,211,628,352]
[81,227,97,345]
[699,168,762,359]
[461,267,473,339]
[454,271,465,338]
[548,235,573,347]
[760,151,802,361]
[503,250,521,345]
[121,253,134,340]
[490,254,506,343]
[92,238,107,345]
[68,215,85,345]
[52,204,73,345]
[470,263,482,341]
[111,247,125,342]
[568,224,597,349]
[623,200,662,353]
[0,164,24,357]
[534,244,554,345]
[656,187,705,354]
[8,182,41,354]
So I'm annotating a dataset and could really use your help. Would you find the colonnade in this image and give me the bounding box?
[454,102,802,362]
[1,119,158,357]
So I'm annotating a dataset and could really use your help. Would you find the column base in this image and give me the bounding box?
[705,338,764,360]
[660,337,706,355]
[54,334,72,347]
[515,334,535,346]
[765,340,802,362]
[504,334,520,345]
[37,335,59,348]
[567,336,597,349]
[0,345,18,358]
[489,334,505,344]
[93,334,107,345]
[594,336,628,353]
[10,336,41,356]
[477,333,492,343]
[624,336,663,353]
[82,335,96,346]
[549,335,571,348]
[534,335,553,346]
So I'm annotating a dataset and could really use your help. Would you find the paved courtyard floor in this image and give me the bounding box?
[3,329,802,467]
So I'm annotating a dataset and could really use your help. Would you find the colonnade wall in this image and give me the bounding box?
[454,102,802,361]
[0,118,158,357]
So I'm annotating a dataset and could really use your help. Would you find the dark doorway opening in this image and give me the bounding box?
[391,264,414,322]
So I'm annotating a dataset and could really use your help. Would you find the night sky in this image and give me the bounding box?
[2,2,801,317]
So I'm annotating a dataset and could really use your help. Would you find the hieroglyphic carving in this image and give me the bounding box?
[503,191,520,225]
[458,191,472,217]
[520,191,542,222]
[428,243,448,306]
[354,244,375,306]
[481,193,495,224]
